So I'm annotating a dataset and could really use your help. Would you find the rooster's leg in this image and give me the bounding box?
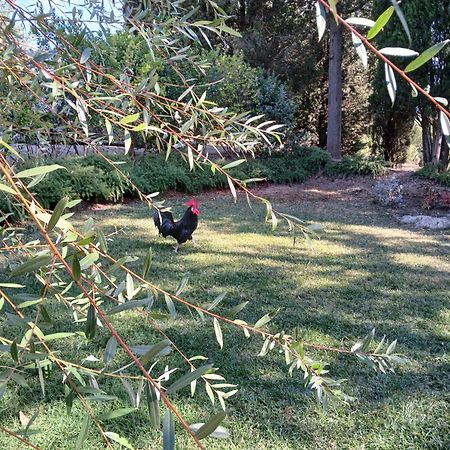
[192,240,200,248]
[173,244,180,253]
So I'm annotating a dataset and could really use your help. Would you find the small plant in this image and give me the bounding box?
[373,179,404,207]
[420,186,439,210]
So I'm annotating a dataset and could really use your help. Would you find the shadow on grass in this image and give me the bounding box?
[1,194,449,448]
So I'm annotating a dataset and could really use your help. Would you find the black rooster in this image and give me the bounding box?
[153,199,200,252]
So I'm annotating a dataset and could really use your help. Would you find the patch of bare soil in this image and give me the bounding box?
[95,163,449,222]
[251,164,449,218]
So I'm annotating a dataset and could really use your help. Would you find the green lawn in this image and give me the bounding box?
[1,186,449,449]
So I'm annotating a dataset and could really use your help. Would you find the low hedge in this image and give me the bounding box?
[0,146,330,214]
[1,148,397,217]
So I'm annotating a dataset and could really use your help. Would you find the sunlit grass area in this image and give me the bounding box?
[1,188,449,449]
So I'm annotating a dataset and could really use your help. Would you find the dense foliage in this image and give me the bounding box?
[370,0,450,165]
[0,146,329,214]
[416,164,450,187]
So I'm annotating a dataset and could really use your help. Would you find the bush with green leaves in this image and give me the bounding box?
[325,154,390,178]
[0,147,330,216]
[416,164,450,187]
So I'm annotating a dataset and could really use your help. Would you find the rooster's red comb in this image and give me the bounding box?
[185,198,198,208]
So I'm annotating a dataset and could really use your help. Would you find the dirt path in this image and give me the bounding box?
[200,163,449,216]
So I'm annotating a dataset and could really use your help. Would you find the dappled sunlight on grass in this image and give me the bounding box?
[1,192,449,449]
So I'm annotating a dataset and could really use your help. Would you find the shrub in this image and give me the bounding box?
[0,146,331,219]
[325,154,389,177]
[373,180,404,207]
[416,165,450,187]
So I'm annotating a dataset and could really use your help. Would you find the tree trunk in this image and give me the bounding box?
[326,18,343,160]
[431,122,443,167]
[421,115,432,164]
[439,138,449,170]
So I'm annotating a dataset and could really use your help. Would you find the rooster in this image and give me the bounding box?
[153,199,200,252]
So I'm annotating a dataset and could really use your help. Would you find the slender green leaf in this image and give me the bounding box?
[80,47,92,64]
[163,409,175,450]
[390,0,411,46]
[96,227,108,252]
[79,252,99,270]
[190,423,230,439]
[120,378,137,408]
[106,298,152,315]
[213,318,223,349]
[47,197,68,232]
[345,17,375,27]
[15,165,65,179]
[11,255,52,277]
[120,113,140,124]
[351,33,367,68]
[0,138,22,160]
[27,172,46,188]
[105,118,113,145]
[131,343,171,357]
[104,432,134,449]
[145,382,160,429]
[315,1,327,42]
[10,340,18,362]
[124,130,132,154]
[107,256,138,274]
[254,312,275,329]
[166,365,212,395]
[225,301,248,318]
[440,111,450,146]
[43,332,77,342]
[0,183,16,194]
[132,122,147,132]
[384,63,397,105]
[72,254,81,281]
[9,371,29,388]
[193,410,228,440]
[221,159,246,170]
[126,273,135,300]
[378,47,418,57]
[187,146,194,171]
[104,335,118,364]
[367,6,394,40]
[75,413,91,450]
[217,24,241,37]
[227,177,237,201]
[207,292,226,311]
[434,97,448,106]
[140,339,171,367]
[175,274,189,296]
[85,304,96,339]
[328,0,339,23]
[405,40,450,73]
[142,247,152,278]
[98,408,136,421]
[164,294,177,318]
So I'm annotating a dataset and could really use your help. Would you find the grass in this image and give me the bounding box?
[1,186,449,449]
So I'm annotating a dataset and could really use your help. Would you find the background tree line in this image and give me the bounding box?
[1,0,449,169]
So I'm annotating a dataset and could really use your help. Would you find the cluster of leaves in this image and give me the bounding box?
[416,165,450,187]
[325,153,390,177]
